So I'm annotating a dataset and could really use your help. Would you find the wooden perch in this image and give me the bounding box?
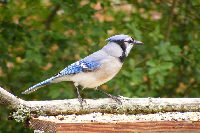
[26,119,200,133]
[1,86,200,117]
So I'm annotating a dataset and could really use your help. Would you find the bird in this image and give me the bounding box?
[22,34,143,106]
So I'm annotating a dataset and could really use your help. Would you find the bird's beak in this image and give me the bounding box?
[134,40,143,45]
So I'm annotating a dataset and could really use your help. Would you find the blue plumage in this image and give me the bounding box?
[22,77,54,94]
[105,34,130,42]
[54,60,101,77]
[22,60,100,94]
[22,34,142,106]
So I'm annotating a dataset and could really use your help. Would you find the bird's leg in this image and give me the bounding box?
[93,87,122,104]
[75,85,84,107]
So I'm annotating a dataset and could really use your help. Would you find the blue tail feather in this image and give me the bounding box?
[22,77,54,94]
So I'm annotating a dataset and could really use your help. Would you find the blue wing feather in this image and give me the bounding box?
[54,60,101,77]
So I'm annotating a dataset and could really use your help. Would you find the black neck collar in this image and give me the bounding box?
[116,41,126,63]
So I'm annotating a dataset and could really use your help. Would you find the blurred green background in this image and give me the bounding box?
[0,0,200,132]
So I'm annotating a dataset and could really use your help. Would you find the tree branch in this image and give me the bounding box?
[1,86,200,118]
[0,86,25,110]
[43,4,61,30]
[165,0,178,42]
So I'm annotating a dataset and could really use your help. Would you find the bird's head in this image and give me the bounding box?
[105,34,143,62]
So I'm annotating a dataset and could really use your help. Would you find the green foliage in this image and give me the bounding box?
[0,0,200,132]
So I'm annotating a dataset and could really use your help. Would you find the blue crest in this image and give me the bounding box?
[105,34,131,42]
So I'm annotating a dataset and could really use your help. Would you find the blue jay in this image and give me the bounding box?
[22,34,143,106]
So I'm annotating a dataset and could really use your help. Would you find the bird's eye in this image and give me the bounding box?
[128,40,133,43]
[125,40,133,44]
[124,38,134,44]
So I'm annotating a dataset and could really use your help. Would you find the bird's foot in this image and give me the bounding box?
[111,96,122,105]
[78,95,84,108]
[75,85,85,108]
[93,88,122,105]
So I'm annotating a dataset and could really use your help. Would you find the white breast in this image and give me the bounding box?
[70,56,123,88]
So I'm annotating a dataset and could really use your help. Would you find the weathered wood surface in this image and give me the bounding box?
[56,121,200,132]
[25,118,200,133]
